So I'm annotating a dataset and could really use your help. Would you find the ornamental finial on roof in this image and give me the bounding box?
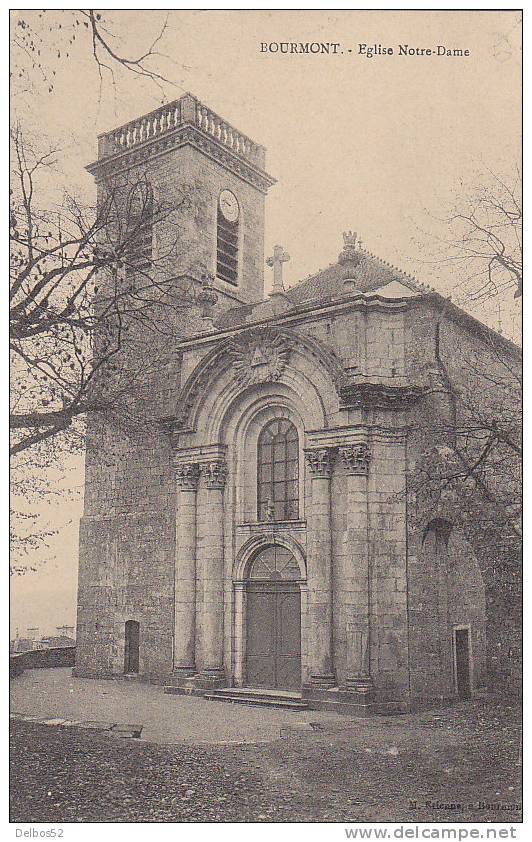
[339,231,363,265]
[343,231,357,247]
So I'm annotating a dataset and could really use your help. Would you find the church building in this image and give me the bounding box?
[75,94,517,714]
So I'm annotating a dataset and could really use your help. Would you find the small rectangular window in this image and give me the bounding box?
[124,620,140,674]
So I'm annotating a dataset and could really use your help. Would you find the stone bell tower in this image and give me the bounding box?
[86,93,276,305]
[76,96,276,682]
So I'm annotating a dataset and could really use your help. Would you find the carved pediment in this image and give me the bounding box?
[227,328,291,387]
[165,326,349,434]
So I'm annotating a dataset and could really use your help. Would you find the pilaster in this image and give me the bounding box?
[304,447,336,687]
[173,462,200,677]
[339,443,375,706]
[197,459,228,687]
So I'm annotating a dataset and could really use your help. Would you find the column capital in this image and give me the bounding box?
[339,443,371,476]
[175,462,201,491]
[305,447,336,479]
[202,460,228,490]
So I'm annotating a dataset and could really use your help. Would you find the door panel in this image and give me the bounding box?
[277,592,301,654]
[246,584,301,689]
[276,590,301,690]
[246,591,276,688]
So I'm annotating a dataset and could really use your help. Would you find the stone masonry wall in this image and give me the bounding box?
[407,525,486,706]
[404,300,519,698]
[367,434,409,706]
[129,143,266,307]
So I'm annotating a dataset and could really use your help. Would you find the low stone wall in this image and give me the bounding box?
[10,646,76,677]
[10,655,25,678]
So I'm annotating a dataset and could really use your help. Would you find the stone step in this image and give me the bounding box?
[214,686,303,702]
[203,690,308,710]
[163,685,207,697]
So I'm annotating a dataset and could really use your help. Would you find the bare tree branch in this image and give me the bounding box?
[412,167,522,311]
[10,126,204,459]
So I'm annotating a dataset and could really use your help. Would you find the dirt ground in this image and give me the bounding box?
[10,694,521,823]
[9,666,353,744]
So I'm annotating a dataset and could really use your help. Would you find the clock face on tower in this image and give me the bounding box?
[219,189,239,223]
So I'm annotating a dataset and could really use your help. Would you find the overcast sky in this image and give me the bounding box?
[10,9,521,637]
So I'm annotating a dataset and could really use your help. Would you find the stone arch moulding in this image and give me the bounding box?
[233,533,307,582]
[171,326,349,434]
[210,371,330,446]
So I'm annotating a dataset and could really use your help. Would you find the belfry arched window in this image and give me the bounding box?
[257,419,299,522]
[124,181,153,283]
[216,189,239,286]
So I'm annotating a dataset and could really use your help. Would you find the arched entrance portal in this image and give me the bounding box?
[245,545,302,690]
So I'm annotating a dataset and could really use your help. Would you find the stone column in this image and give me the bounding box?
[173,463,201,677]
[339,443,373,695]
[305,447,336,687]
[198,459,228,686]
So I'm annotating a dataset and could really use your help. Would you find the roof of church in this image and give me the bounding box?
[214,237,519,356]
[215,239,426,330]
[284,249,422,305]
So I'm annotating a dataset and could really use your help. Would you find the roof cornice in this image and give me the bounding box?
[179,291,416,351]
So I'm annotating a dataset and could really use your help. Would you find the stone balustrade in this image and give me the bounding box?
[98,101,184,158]
[97,93,266,169]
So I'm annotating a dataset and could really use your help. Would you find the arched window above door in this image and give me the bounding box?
[248,545,301,580]
[257,418,299,522]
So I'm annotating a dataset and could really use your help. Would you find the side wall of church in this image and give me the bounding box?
[406,525,486,706]
[404,302,518,702]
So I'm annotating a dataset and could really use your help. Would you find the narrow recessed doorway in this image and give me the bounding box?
[453,627,472,699]
[124,620,140,674]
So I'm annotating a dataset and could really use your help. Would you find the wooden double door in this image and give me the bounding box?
[245,581,301,690]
